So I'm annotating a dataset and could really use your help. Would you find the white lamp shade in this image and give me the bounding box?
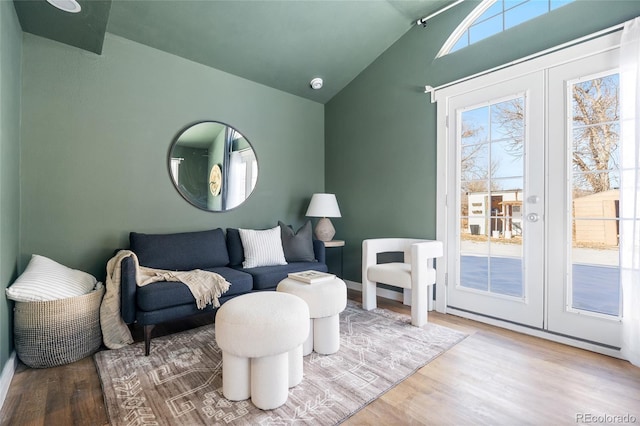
[305,193,341,218]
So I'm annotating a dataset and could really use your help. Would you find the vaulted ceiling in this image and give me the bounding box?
[13,0,456,103]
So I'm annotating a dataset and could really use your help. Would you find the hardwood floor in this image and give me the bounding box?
[2,291,639,425]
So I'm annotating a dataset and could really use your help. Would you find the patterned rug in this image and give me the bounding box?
[94,301,466,425]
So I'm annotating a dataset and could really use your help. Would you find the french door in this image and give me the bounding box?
[437,34,623,348]
[546,50,622,347]
[444,72,545,328]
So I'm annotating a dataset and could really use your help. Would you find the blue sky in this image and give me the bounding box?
[453,0,575,53]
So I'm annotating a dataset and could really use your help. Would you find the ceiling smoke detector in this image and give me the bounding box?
[310,78,323,90]
[46,0,82,13]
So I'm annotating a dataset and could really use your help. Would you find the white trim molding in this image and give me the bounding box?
[436,0,491,58]
[446,308,623,359]
[0,352,18,412]
[345,280,404,303]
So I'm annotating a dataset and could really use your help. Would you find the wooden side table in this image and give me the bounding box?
[323,240,345,277]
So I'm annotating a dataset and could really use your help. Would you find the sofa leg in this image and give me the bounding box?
[144,325,155,356]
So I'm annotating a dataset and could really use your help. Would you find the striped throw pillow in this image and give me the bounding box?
[239,226,288,268]
[5,255,97,302]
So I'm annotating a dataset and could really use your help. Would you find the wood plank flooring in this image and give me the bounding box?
[2,291,639,425]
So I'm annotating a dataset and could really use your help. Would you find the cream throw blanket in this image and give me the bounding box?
[100,250,231,349]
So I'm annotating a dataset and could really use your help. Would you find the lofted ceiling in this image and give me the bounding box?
[13,0,457,103]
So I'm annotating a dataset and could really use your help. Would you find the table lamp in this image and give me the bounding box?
[305,193,341,241]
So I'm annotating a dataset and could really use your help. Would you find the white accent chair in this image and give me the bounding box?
[362,238,443,327]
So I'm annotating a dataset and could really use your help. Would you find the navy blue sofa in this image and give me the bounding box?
[120,227,327,355]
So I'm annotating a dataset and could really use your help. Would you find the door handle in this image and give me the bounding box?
[527,213,539,222]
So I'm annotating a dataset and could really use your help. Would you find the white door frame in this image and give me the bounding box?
[434,31,623,357]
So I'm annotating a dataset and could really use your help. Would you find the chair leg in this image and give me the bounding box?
[144,324,155,356]
[411,283,427,327]
[403,288,412,306]
[362,279,377,311]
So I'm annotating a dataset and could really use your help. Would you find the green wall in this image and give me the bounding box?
[325,0,640,282]
[0,0,22,378]
[20,32,324,280]
[8,0,640,381]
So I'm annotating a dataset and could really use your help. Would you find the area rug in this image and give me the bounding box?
[95,301,466,425]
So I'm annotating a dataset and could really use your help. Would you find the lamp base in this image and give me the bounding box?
[314,217,335,242]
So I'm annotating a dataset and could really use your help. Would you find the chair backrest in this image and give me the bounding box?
[363,238,429,263]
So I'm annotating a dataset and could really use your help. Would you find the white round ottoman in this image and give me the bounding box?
[277,277,347,355]
[214,292,309,410]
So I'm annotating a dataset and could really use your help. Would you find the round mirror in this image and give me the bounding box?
[168,121,258,211]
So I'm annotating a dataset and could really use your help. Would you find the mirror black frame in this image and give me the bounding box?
[168,120,258,212]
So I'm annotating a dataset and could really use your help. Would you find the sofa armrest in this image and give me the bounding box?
[313,239,326,264]
[120,255,137,324]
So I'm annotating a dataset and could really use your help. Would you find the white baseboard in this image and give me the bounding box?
[0,351,17,412]
[344,280,404,303]
[346,280,622,359]
[445,307,623,359]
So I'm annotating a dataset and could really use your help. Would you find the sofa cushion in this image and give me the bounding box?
[236,261,329,291]
[226,228,244,267]
[279,220,316,262]
[208,267,254,296]
[228,228,327,267]
[130,228,229,270]
[137,267,252,312]
[238,226,288,268]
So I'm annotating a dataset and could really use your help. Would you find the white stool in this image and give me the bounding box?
[277,277,347,355]
[214,292,309,410]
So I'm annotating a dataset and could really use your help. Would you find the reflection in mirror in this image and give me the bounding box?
[168,121,258,211]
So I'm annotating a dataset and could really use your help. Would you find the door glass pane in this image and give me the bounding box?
[459,97,525,298]
[569,73,621,317]
[462,145,489,178]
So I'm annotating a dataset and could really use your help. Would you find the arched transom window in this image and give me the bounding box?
[438,0,575,57]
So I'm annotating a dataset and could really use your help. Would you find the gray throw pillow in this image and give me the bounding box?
[279,220,316,262]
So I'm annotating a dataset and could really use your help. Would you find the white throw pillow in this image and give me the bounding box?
[239,226,288,268]
[5,255,97,302]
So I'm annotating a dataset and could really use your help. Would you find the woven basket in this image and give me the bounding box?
[13,285,105,368]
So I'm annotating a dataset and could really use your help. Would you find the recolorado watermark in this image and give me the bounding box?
[576,413,637,424]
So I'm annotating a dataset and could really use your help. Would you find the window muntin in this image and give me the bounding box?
[439,0,575,57]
